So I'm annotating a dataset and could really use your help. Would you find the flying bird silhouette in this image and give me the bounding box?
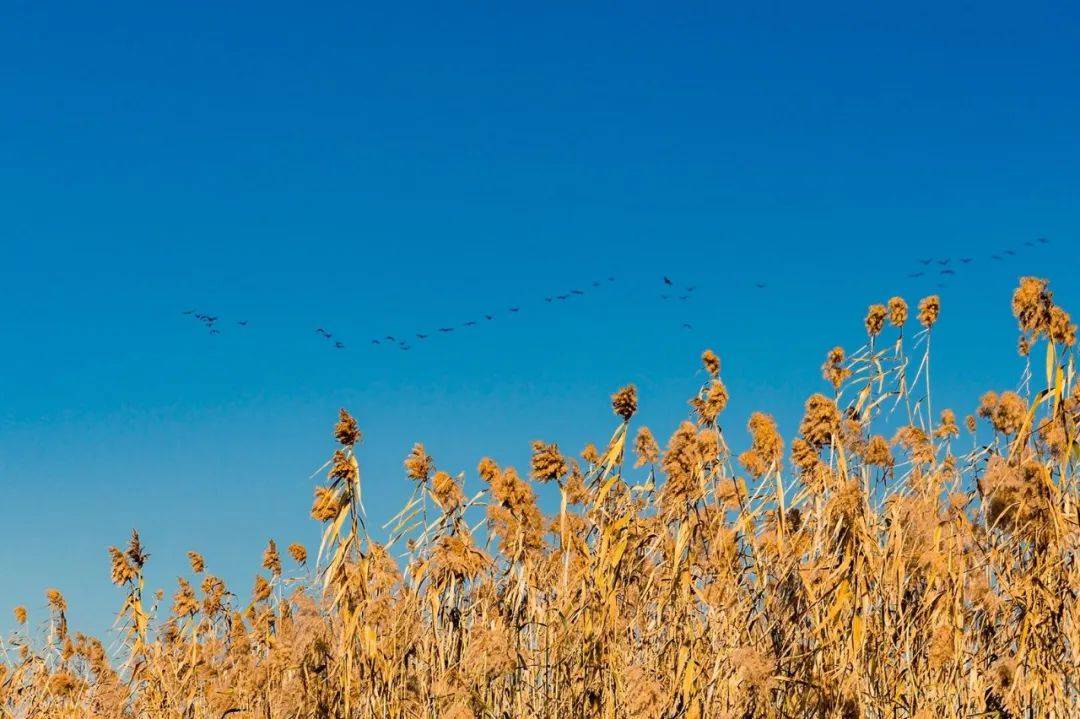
[463,321,477,327]
[236,320,248,326]
[1024,241,1035,248]
[484,315,493,320]
[908,272,924,278]
[1037,237,1049,244]
[918,259,932,266]
[991,254,1002,261]
[663,276,673,286]
[371,339,380,345]
[682,323,693,330]
[316,328,331,338]
[754,282,767,289]
[1003,249,1016,256]
[334,341,345,349]
[416,333,428,340]
[438,327,454,333]
[960,258,973,264]
[937,258,951,266]
[571,289,584,296]
[182,309,195,315]
[941,269,956,276]
[509,307,519,313]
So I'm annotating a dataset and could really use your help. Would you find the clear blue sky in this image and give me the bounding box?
[3,1,1078,637]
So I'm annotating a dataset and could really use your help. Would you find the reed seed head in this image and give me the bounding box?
[888,296,908,326]
[333,408,361,446]
[918,294,940,328]
[611,384,638,421]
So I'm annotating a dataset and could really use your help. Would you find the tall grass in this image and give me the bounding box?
[3,278,1078,718]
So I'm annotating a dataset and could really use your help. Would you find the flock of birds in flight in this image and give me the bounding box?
[181,237,1051,351]
[184,278,613,351]
[905,237,1051,287]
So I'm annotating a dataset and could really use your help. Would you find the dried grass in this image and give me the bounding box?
[3,280,1079,718]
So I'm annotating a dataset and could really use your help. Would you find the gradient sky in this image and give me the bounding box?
[3,1,1079,638]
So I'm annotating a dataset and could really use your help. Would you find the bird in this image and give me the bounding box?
[371,339,380,345]
[545,297,553,303]
[210,329,221,335]
[608,276,615,282]
[236,320,248,326]
[1004,249,1016,256]
[991,254,1002,261]
[663,276,673,286]
[438,327,454,333]
[385,335,396,342]
[682,323,693,330]
[686,286,696,292]
[316,328,332,338]
[1024,240,1035,248]
[592,281,600,287]
[960,257,973,264]
[463,321,477,327]
[678,295,688,301]
[660,294,669,300]
[918,258,932,266]
[484,315,493,321]
[556,295,568,301]
[937,258,951,266]
[509,307,519,313]
[754,282,767,289]
[571,289,584,296]
[416,333,428,340]
[941,269,956,276]
[1037,237,1049,244]
[334,341,345,349]
[182,309,195,315]
[909,272,924,278]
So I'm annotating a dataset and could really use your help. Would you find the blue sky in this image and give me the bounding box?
[2,1,1078,637]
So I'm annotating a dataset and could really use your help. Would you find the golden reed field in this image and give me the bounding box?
[3,277,1078,719]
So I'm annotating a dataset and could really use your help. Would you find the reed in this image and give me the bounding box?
[3,278,1077,718]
